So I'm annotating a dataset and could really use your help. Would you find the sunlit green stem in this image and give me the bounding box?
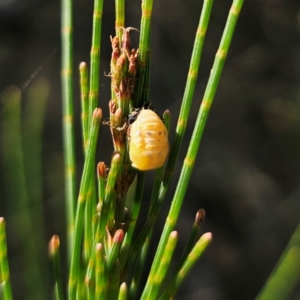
[160,232,212,299]
[68,109,102,300]
[121,172,144,268]
[118,283,128,300]
[88,0,104,122]
[115,0,125,41]
[143,0,244,297]
[159,0,213,202]
[141,232,178,299]
[85,155,121,289]
[0,218,13,300]
[49,235,64,300]
[107,261,121,299]
[176,209,205,271]
[134,0,153,106]
[107,230,124,273]
[99,153,122,238]
[79,62,89,152]
[128,237,149,300]
[256,222,300,300]
[95,243,107,299]
[61,0,76,258]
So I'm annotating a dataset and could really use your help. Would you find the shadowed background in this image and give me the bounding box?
[1,0,300,299]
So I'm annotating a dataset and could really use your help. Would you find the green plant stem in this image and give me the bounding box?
[118,283,128,300]
[121,172,144,267]
[61,0,76,259]
[68,108,102,300]
[134,0,153,106]
[256,222,300,300]
[95,243,107,299]
[128,237,149,300]
[160,232,212,299]
[115,0,125,41]
[107,230,124,274]
[85,154,121,286]
[176,209,205,271]
[49,235,64,300]
[99,153,122,238]
[108,261,121,299]
[84,1,103,264]
[79,62,89,152]
[0,218,13,300]
[142,0,244,298]
[88,0,103,121]
[159,0,213,203]
[141,232,178,299]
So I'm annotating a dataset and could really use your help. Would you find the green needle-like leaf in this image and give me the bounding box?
[61,0,76,258]
[107,229,124,273]
[68,108,102,299]
[134,0,153,107]
[159,0,213,203]
[0,218,13,300]
[79,62,89,153]
[256,222,300,300]
[95,243,107,299]
[115,0,125,41]
[176,209,206,271]
[49,235,64,300]
[141,231,178,299]
[144,0,243,296]
[88,0,104,121]
[160,232,212,299]
[118,282,128,300]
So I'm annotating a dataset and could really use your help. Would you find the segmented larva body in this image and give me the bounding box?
[129,109,169,171]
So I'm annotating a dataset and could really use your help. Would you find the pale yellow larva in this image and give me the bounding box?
[129,109,169,171]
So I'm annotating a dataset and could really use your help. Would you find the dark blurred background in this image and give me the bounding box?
[1,0,300,299]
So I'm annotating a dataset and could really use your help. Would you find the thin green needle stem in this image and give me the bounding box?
[141,232,178,299]
[159,0,213,203]
[176,209,205,271]
[121,172,144,256]
[118,283,128,300]
[49,235,64,300]
[95,243,107,299]
[85,154,121,287]
[160,232,212,299]
[107,261,121,299]
[143,0,244,295]
[128,237,149,300]
[0,218,13,300]
[134,0,153,106]
[79,62,89,153]
[138,0,152,69]
[68,109,102,300]
[107,230,124,274]
[97,162,107,213]
[88,0,104,123]
[115,0,125,41]
[61,0,76,258]
[99,153,122,238]
[256,222,300,300]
